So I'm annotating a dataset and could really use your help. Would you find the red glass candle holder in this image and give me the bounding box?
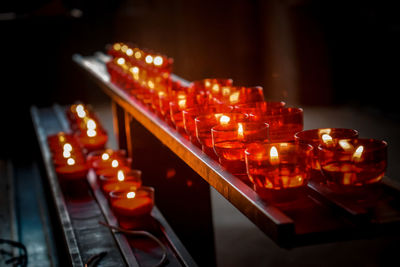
[76,130,108,152]
[110,186,155,229]
[211,122,269,184]
[183,104,232,146]
[233,101,286,115]
[87,149,127,169]
[195,113,248,159]
[250,107,303,142]
[295,128,359,182]
[99,169,142,198]
[190,78,233,97]
[245,142,313,202]
[169,99,189,138]
[55,158,89,180]
[317,138,387,191]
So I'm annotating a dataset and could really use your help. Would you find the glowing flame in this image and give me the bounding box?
[212,84,220,94]
[134,51,142,59]
[117,170,125,181]
[63,150,71,158]
[126,48,133,56]
[237,123,244,140]
[130,66,139,74]
[222,87,231,96]
[113,43,121,51]
[145,55,153,64]
[178,99,186,109]
[148,80,155,89]
[63,143,72,152]
[117,57,125,65]
[67,158,75,166]
[321,134,333,145]
[121,45,128,53]
[126,192,136,199]
[219,115,230,125]
[153,56,163,66]
[58,134,66,143]
[87,129,97,137]
[76,104,86,118]
[229,92,240,104]
[269,146,280,165]
[111,160,119,168]
[205,80,211,88]
[339,140,353,151]
[87,119,96,130]
[318,128,331,136]
[352,145,364,162]
[101,153,110,161]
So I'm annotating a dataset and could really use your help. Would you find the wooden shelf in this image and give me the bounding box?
[31,104,197,267]
[73,52,400,249]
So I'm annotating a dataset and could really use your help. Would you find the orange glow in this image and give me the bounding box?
[222,87,231,96]
[134,50,142,59]
[269,146,280,165]
[63,143,72,152]
[126,48,133,56]
[229,92,240,104]
[113,43,121,51]
[117,57,125,65]
[126,192,136,199]
[219,115,230,125]
[67,158,75,166]
[339,140,353,151]
[111,159,119,168]
[101,153,110,161]
[117,170,125,181]
[76,104,86,118]
[178,99,186,109]
[63,150,71,158]
[237,123,244,140]
[148,80,155,89]
[352,145,364,162]
[321,134,333,145]
[87,129,97,137]
[212,84,220,94]
[145,55,153,64]
[87,119,96,130]
[153,56,163,66]
[121,45,128,53]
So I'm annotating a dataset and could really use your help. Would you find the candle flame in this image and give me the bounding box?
[145,55,153,64]
[212,84,220,94]
[339,140,353,151]
[113,43,121,51]
[126,48,133,56]
[154,56,163,66]
[318,128,331,136]
[127,192,136,199]
[352,145,364,162]
[87,129,97,137]
[67,158,75,166]
[219,115,230,125]
[76,104,86,118]
[269,146,280,165]
[222,87,231,96]
[117,57,125,65]
[117,170,125,181]
[321,134,333,145]
[63,150,71,158]
[87,119,97,130]
[111,159,119,168]
[178,99,186,109]
[229,92,240,104]
[63,143,72,152]
[148,80,155,89]
[101,153,110,161]
[121,45,128,53]
[134,51,142,59]
[237,123,244,140]
[205,80,211,88]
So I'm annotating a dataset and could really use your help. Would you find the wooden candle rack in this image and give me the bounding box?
[70,51,400,265]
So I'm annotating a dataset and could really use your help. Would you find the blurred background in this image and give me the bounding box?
[1,0,400,266]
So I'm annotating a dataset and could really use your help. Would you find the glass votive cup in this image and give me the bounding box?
[76,130,108,153]
[55,159,89,181]
[189,78,233,95]
[233,101,286,115]
[99,169,142,199]
[317,138,387,191]
[224,86,265,106]
[110,186,155,229]
[183,104,232,147]
[86,149,127,168]
[195,113,248,160]
[295,128,359,182]
[250,107,303,142]
[169,95,190,138]
[245,142,313,202]
[211,122,269,184]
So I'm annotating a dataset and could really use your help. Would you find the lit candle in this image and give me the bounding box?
[87,149,127,169]
[317,138,387,191]
[76,118,108,152]
[212,122,269,184]
[109,187,155,229]
[94,158,132,177]
[245,142,313,202]
[99,169,142,198]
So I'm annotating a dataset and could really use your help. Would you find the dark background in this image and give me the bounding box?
[1,0,400,159]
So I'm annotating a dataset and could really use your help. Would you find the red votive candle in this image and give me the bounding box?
[211,122,269,184]
[220,86,265,106]
[195,113,248,160]
[183,104,232,147]
[317,138,387,191]
[250,107,303,142]
[245,142,313,202]
[55,157,89,180]
[99,169,142,198]
[110,186,155,229]
[190,78,233,103]
[169,98,190,138]
[295,128,359,182]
